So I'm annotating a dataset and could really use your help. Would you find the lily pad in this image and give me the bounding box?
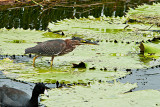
[40,81,133,106]
[0,17,159,84]
[1,58,130,84]
[0,39,148,84]
[1,40,147,83]
[41,81,160,107]
[48,16,160,42]
[127,3,160,25]
[0,28,63,55]
[140,42,160,56]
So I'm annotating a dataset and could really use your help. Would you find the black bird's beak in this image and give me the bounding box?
[44,89,49,97]
[44,85,50,97]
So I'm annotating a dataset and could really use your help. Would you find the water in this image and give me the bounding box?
[0,0,160,103]
[0,0,159,30]
[118,67,160,91]
[0,55,56,105]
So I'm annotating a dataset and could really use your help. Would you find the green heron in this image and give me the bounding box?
[25,37,97,66]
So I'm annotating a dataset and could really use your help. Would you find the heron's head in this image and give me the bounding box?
[65,39,82,46]
[71,40,82,45]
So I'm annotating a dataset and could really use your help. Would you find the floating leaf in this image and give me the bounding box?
[41,81,160,107]
[139,42,160,56]
[0,28,63,55]
[48,16,160,42]
[1,41,147,83]
[127,3,160,25]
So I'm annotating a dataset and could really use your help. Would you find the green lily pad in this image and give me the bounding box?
[48,16,160,42]
[1,58,130,83]
[0,28,63,55]
[140,42,160,56]
[0,38,148,83]
[0,17,158,84]
[41,81,160,107]
[127,3,160,25]
[0,41,146,83]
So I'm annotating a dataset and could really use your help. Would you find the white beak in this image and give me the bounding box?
[44,89,49,97]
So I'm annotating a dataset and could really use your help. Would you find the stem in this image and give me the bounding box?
[31,0,44,8]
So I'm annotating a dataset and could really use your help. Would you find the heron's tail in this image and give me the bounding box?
[25,47,37,54]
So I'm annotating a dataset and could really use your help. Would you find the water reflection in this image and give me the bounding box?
[0,0,159,30]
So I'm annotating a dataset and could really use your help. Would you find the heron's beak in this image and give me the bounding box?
[80,40,99,45]
[71,36,99,45]
[79,43,85,45]
[44,89,49,97]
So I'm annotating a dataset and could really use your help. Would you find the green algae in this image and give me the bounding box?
[5,40,26,43]
[0,58,25,70]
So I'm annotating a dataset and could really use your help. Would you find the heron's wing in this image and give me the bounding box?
[38,40,66,56]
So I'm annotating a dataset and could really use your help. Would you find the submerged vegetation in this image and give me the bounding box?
[1,2,160,107]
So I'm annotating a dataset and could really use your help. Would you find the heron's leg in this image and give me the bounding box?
[33,55,39,67]
[50,56,54,66]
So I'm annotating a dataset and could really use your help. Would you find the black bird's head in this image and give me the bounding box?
[33,83,49,97]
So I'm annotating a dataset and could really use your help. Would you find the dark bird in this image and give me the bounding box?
[25,37,98,67]
[0,83,49,107]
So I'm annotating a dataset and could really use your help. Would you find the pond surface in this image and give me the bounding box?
[0,55,56,89]
[118,67,160,91]
[1,0,160,106]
